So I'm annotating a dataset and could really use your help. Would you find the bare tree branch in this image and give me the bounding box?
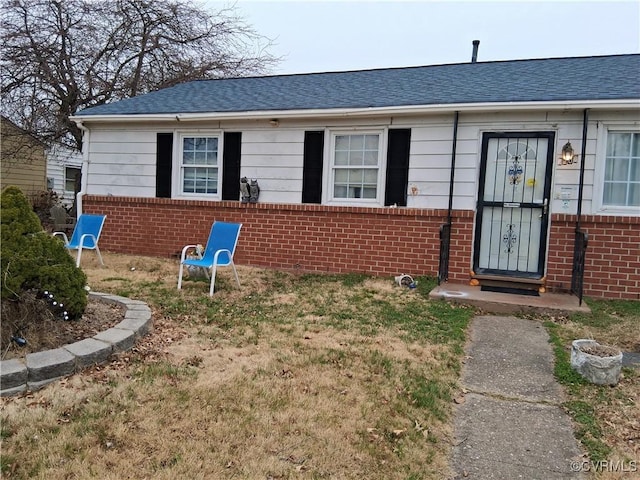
[1,0,279,150]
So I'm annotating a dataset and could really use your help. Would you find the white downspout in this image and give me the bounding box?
[75,121,90,219]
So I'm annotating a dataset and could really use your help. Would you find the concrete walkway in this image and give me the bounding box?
[451,315,585,479]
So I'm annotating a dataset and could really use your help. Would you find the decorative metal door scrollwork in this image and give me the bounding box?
[502,224,518,253]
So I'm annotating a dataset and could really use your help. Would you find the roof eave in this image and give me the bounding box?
[70,99,640,124]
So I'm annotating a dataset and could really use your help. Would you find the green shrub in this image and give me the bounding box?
[1,186,87,318]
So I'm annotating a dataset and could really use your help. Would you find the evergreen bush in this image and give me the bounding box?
[1,186,87,318]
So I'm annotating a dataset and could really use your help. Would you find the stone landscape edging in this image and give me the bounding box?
[0,292,152,397]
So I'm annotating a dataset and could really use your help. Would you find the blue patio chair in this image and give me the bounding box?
[177,221,242,296]
[53,214,106,267]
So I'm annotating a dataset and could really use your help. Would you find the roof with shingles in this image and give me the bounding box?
[77,54,640,116]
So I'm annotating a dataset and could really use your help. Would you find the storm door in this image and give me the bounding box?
[473,132,554,278]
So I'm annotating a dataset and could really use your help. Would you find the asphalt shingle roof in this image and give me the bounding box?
[78,54,640,116]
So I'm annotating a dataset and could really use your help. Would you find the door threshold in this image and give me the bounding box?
[481,284,540,296]
[472,274,545,295]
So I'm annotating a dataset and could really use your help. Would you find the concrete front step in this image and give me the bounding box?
[430,283,591,316]
[0,293,152,397]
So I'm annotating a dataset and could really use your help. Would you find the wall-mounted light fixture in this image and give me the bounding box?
[269,119,279,127]
[558,141,579,165]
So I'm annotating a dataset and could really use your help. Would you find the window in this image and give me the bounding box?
[330,132,382,201]
[180,135,219,195]
[64,167,81,192]
[603,132,639,207]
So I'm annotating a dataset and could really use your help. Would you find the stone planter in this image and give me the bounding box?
[570,339,623,386]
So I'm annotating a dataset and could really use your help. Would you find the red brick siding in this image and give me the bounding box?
[83,196,639,300]
[547,214,640,300]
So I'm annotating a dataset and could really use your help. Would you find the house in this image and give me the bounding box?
[70,53,640,300]
[46,144,83,209]
[0,116,47,199]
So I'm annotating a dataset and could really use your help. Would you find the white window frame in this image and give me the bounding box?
[323,127,388,206]
[593,123,640,215]
[172,131,223,199]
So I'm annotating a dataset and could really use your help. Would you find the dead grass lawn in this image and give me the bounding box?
[1,252,473,479]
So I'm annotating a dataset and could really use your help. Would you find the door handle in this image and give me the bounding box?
[539,198,548,218]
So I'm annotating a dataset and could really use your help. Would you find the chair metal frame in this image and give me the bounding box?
[53,214,106,267]
[177,221,242,296]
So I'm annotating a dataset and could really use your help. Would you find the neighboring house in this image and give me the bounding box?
[0,116,47,198]
[71,54,640,300]
[46,144,83,209]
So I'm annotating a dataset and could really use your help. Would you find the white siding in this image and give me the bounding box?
[46,145,83,207]
[86,128,158,197]
[407,123,480,210]
[82,109,640,215]
[233,129,304,204]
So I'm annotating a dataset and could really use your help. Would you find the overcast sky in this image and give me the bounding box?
[206,0,640,75]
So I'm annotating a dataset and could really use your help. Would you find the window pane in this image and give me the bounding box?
[603,183,627,205]
[334,185,347,198]
[607,133,631,157]
[363,151,378,165]
[631,158,639,182]
[350,135,364,150]
[362,187,377,198]
[349,169,363,183]
[629,183,640,206]
[334,170,348,182]
[183,138,195,150]
[335,136,350,151]
[183,151,196,164]
[348,186,361,198]
[349,151,364,165]
[194,138,207,151]
[208,137,218,151]
[335,151,349,165]
[364,169,377,182]
[605,158,629,182]
[364,135,378,149]
[632,133,640,157]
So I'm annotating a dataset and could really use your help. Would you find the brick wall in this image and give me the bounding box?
[83,196,639,300]
[547,214,640,300]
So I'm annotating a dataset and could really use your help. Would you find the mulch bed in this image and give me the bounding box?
[1,294,125,361]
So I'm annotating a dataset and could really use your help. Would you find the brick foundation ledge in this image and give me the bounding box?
[0,293,152,397]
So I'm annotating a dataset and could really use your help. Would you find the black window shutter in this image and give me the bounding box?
[385,129,411,206]
[156,133,173,198]
[222,132,242,200]
[302,131,324,204]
